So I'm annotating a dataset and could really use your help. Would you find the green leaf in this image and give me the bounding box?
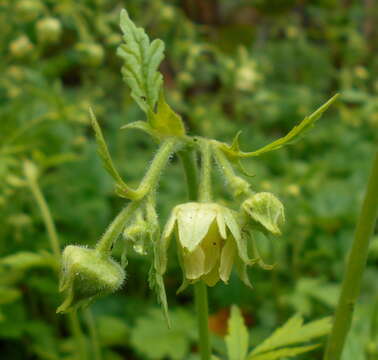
[148,262,171,328]
[149,92,186,137]
[0,251,57,271]
[226,305,249,360]
[0,286,21,305]
[250,316,331,356]
[89,108,138,199]
[130,308,196,360]
[222,94,339,158]
[117,9,165,113]
[247,344,319,360]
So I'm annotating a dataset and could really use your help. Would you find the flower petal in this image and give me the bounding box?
[201,222,222,274]
[219,238,236,283]
[202,264,220,287]
[182,245,205,280]
[177,203,216,252]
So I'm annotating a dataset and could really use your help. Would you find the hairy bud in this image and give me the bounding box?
[57,245,125,313]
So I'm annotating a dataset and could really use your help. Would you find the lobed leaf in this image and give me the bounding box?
[250,315,331,356]
[117,9,165,113]
[225,305,249,360]
[247,344,319,360]
[221,94,339,158]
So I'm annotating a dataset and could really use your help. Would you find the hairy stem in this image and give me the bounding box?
[198,140,213,202]
[324,150,378,360]
[179,148,198,201]
[180,148,211,360]
[95,201,140,255]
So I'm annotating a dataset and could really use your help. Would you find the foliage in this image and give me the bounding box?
[0,0,377,359]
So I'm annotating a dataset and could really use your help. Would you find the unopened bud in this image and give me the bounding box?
[36,17,62,44]
[242,192,285,235]
[57,245,125,313]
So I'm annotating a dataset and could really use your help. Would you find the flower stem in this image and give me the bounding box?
[26,173,60,258]
[198,140,213,202]
[25,169,88,360]
[194,281,211,360]
[95,201,140,256]
[324,150,378,360]
[180,149,212,360]
[179,148,198,201]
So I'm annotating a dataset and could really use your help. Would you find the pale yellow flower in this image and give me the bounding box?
[157,202,252,287]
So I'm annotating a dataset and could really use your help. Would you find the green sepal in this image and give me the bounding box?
[57,246,125,313]
[121,121,158,139]
[220,94,339,159]
[89,107,140,200]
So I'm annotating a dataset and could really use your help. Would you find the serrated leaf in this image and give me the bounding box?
[89,108,138,199]
[222,94,339,158]
[247,344,319,360]
[117,9,165,113]
[250,316,331,356]
[226,306,249,360]
[149,262,170,328]
[149,92,186,137]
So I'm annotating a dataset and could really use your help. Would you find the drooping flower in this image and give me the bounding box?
[156,202,253,288]
[57,245,125,313]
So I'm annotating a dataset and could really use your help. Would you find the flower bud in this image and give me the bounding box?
[16,0,44,22]
[36,17,62,44]
[242,192,285,235]
[76,42,104,67]
[10,36,34,58]
[57,245,125,313]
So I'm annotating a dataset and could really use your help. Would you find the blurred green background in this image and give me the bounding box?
[1,0,378,359]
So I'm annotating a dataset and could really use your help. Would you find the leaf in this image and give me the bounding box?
[0,286,21,305]
[117,9,165,113]
[222,94,339,158]
[250,316,331,356]
[148,262,171,328]
[225,306,249,360]
[149,92,186,137]
[130,308,196,360]
[89,108,138,199]
[0,251,57,272]
[247,344,319,360]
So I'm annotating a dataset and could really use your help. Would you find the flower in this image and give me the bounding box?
[57,245,125,313]
[157,202,253,288]
[242,192,285,235]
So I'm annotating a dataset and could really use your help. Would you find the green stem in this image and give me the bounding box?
[26,175,60,258]
[198,140,213,202]
[194,281,211,360]
[212,144,251,197]
[95,201,140,256]
[324,150,378,360]
[178,148,198,201]
[25,168,88,360]
[84,308,102,360]
[180,148,212,360]
[69,310,88,360]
